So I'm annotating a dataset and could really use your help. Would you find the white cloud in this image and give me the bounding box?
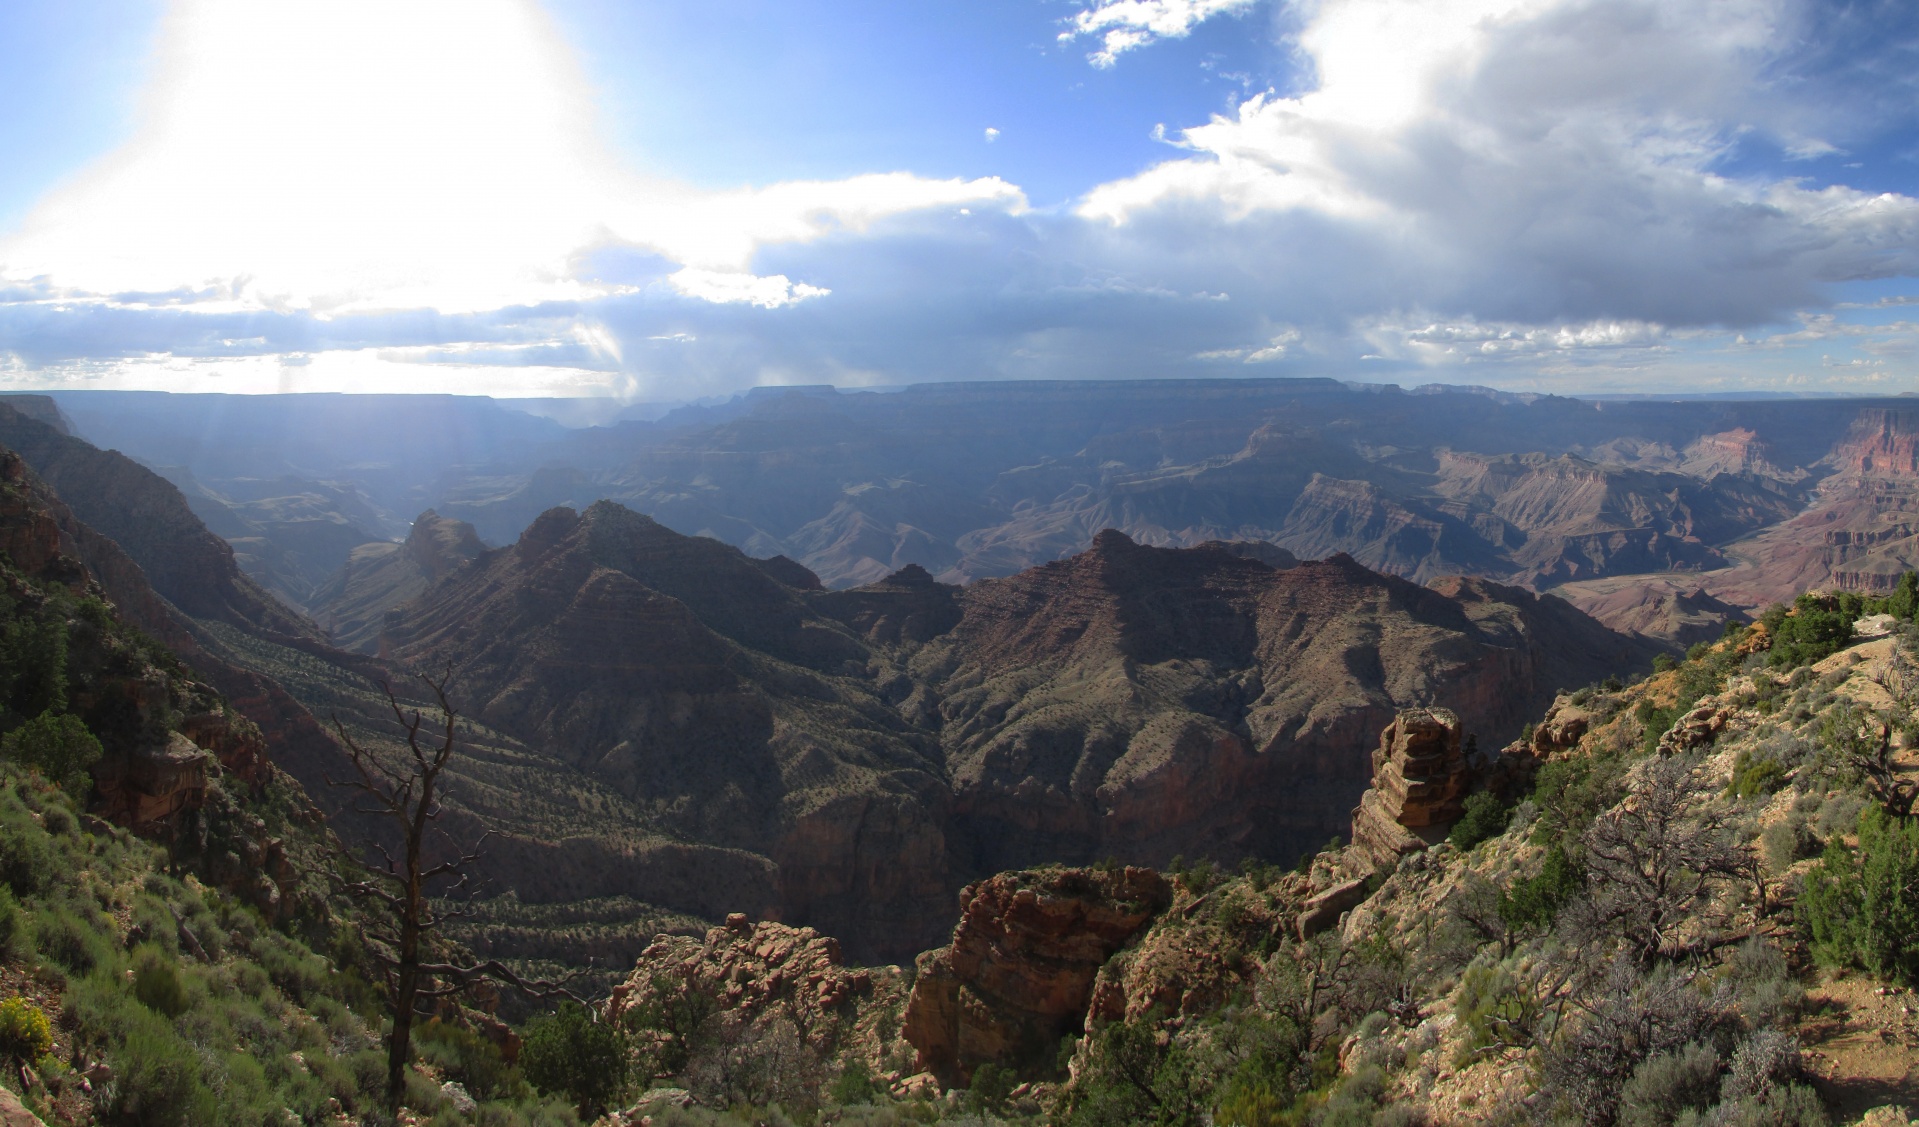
[984,127,1001,143]
[1062,0,1260,68]
[1359,317,1672,363]
[667,269,829,308]
[1078,0,1919,336]
[0,0,1024,317]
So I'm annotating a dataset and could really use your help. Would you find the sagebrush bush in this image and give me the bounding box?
[132,947,189,1018]
[34,905,106,974]
[1618,1041,1721,1127]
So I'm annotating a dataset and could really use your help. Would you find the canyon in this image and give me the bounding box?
[3,381,1916,967]
[0,395,1652,962]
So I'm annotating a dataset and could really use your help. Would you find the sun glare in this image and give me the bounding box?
[0,0,1022,328]
[1,0,635,313]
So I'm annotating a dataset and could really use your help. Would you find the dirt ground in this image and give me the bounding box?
[1801,970,1919,1122]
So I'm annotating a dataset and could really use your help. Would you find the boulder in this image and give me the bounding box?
[0,1087,44,1127]
[92,732,210,829]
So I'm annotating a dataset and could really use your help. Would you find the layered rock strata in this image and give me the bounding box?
[1349,707,1543,871]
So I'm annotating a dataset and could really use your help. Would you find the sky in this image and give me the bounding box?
[0,0,1917,400]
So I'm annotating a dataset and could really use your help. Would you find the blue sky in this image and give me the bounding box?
[1,0,1917,400]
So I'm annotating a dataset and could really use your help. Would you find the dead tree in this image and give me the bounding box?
[1581,753,1747,963]
[329,669,582,1109]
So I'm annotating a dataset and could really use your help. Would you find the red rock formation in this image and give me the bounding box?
[1349,709,1471,868]
[178,709,270,788]
[1834,409,1919,478]
[902,866,1171,1087]
[1349,707,1541,870]
[607,914,909,1068]
[940,534,1656,878]
[1681,428,1780,477]
[92,734,210,829]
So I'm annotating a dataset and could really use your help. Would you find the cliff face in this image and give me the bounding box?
[0,403,315,642]
[1833,409,1919,478]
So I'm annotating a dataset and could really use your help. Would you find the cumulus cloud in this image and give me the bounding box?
[1079,0,1919,331]
[1062,0,1262,67]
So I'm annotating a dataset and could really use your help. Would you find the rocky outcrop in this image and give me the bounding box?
[902,867,1171,1087]
[607,914,910,1070]
[1350,710,1472,868]
[92,734,210,828]
[1296,877,1371,940]
[1349,707,1542,870]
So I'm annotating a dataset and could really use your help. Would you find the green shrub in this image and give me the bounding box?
[1063,1015,1206,1127]
[1767,596,1856,669]
[416,1018,523,1101]
[0,887,20,958]
[1532,753,1627,845]
[1,711,101,796]
[967,1061,1013,1113]
[0,820,52,896]
[1454,965,1539,1061]
[0,996,51,1060]
[0,617,67,719]
[1448,792,1512,851]
[250,934,329,1004]
[1617,1041,1720,1127]
[1760,820,1816,875]
[1497,846,1582,934]
[1801,805,1919,983]
[132,947,190,1018]
[1730,751,1789,799]
[829,1059,877,1106]
[34,906,106,974]
[114,1013,213,1127]
[521,1002,627,1118]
